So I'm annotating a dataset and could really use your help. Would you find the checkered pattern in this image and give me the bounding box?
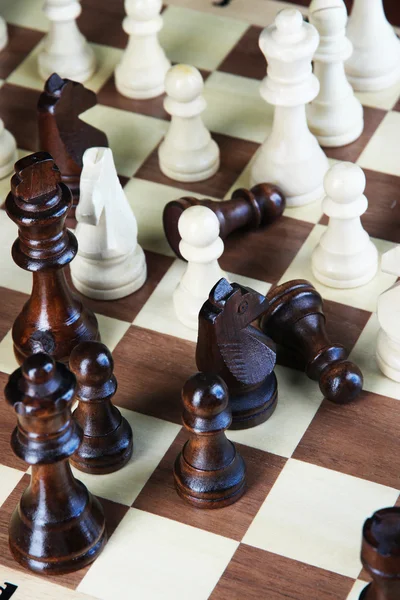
[0,1,399,598]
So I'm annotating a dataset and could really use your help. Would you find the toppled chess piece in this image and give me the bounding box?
[360,507,400,599]
[260,279,363,403]
[163,183,286,259]
[197,278,277,429]
[5,353,107,574]
[6,152,99,364]
[174,371,246,508]
[70,341,133,474]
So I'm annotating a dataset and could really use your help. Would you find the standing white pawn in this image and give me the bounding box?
[250,9,329,207]
[173,206,225,330]
[307,0,363,147]
[38,0,96,83]
[0,118,17,179]
[376,247,400,382]
[0,15,8,53]
[158,64,220,183]
[115,0,170,99]
[312,162,378,288]
[345,0,400,91]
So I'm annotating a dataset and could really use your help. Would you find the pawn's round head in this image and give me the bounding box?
[320,360,363,404]
[324,162,366,204]
[182,372,229,418]
[70,341,114,387]
[165,64,204,103]
[22,352,56,385]
[127,0,163,20]
[178,205,220,248]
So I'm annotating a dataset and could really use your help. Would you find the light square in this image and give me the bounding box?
[0,330,18,375]
[346,580,369,600]
[0,464,24,507]
[96,314,130,352]
[243,459,399,578]
[355,79,400,111]
[0,210,31,294]
[357,111,400,176]
[72,408,181,506]
[1,0,46,32]
[160,6,248,71]
[280,224,397,311]
[78,508,239,600]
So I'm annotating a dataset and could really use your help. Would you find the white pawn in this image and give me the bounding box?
[38,0,96,83]
[376,247,400,382]
[115,0,171,99]
[345,0,400,91]
[307,0,363,147]
[250,9,329,207]
[173,206,225,330]
[71,147,147,300]
[0,15,8,53]
[0,118,17,179]
[158,64,220,183]
[312,162,378,288]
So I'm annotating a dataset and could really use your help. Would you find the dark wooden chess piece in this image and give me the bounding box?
[174,372,246,508]
[69,341,133,474]
[163,183,285,259]
[360,507,400,600]
[37,73,108,207]
[260,279,363,404]
[5,352,107,574]
[6,152,99,365]
[197,278,277,429]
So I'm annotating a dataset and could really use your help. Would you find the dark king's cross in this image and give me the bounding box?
[0,583,18,599]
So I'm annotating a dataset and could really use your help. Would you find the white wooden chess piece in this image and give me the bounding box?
[71,147,147,300]
[376,246,400,382]
[0,118,17,179]
[115,0,171,99]
[312,162,378,288]
[250,9,329,207]
[38,0,96,83]
[0,15,8,53]
[159,64,220,183]
[345,0,400,91]
[173,205,225,330]
[307,0,364,147]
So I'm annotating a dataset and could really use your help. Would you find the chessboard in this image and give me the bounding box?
[0,0,399,599]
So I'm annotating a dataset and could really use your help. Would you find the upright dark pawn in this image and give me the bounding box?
[69,341,133,474]
[360,507,400,600]
[163,183,286,259]
[37,73,108,206]
[5,352,107,574]
[6,152,99,364]
[260,279,363,404]
[197,278,277,429]
[174,372,246,508]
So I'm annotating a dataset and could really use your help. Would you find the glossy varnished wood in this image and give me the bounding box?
[6,152,99,364]
[163,183,285,259]
[5,352,107,574]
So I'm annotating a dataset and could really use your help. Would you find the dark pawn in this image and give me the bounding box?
[163,183,285,259]
[37,73,108,206]
[260,279,363,404]
[174,372,246,509]
[69,341,133,474]
[197,278,277,429]
[360,507,400,600]
[6,152,99,364]
[5,353,107,575]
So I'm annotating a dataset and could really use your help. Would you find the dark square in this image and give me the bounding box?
[0,25,44,80]
[218,26,266,81]
[0,83,40,152]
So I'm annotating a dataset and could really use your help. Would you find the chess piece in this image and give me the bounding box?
[5,352,107,574]
[158,64,220,183]
[173,205,225,330]
[0,15,8,52]
[0,118,17,179]
[197,278,277,429]
[260,279,363,403]
[174,372,246,508]
[346,0,400,91]
[71,147,147,300]
[307,0,364,147]
[163,183,286,259]
[312,162,378,288]
[250,9,329,207]
[38,0,96,83]
[376,246,400,382]
[37,73,108,206]
[6,152,99,365]
[70,341,133,474]
[360,507,400,600]
[115,0,171,99]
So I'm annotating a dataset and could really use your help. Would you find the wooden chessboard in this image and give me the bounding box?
[0,0,400,598]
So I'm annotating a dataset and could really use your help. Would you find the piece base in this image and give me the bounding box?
[160,158,219,183]
[71,266,147,301]
[312,264,377,289]
[174,476,246,509]
[376,348,400,383]
[230,372,278,430]
[115,80,166,100]
[346,65,400,92]
[313,121,364,148]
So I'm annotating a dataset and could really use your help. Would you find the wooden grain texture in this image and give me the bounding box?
[218,25,265,81]
[0,83,39,152]
[0,25,44,80]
